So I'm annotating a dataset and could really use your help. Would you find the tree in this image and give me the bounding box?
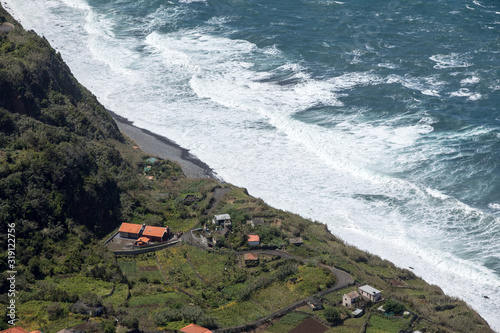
[384,298,405,315]
[120,315,139,329]
[47,302,64,320]
[101,320,116,333]
[324,307,341,324]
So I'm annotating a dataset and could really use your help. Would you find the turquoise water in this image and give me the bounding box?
[3,0,499,329]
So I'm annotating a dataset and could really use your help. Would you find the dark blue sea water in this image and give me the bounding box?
[3,0,499,328]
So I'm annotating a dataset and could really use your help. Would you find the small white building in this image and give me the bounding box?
[343,291,360,308]
[213,214,232,227]
[248,234,260,247]
[359,285,382,302]
[351,308,364,318]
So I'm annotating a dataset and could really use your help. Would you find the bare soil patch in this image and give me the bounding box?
[289,317,328,333]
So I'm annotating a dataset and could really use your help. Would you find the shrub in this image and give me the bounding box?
[324,307,340,324]
[47,302,64,320]
[384,298,405,315]
[275,262,298,282]
[80,292,102,307]
[120,314,139,329]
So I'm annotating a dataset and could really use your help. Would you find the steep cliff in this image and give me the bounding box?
[0,5,132,254]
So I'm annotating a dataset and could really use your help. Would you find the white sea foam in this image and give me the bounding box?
[59,0,90,10]
[377,62,398,69]
[179,0,206,3]
[461,76,481,86]
[450,88,482,100]
[206,16,231,25]
[430,53,473,69]
[3,0,500,330]
[489,203,500,210]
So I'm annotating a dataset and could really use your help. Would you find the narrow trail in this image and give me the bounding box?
[212,249,355,332]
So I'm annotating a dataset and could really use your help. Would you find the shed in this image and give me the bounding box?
[244,253,259,261]
[179,323,212,333]
[142,226,169,242]
[249,217,265,228]
[134,237,151,246]
[352,308,364,317]
[359,285,382,302]
[118,223,145,239]
[0,22,14,32]
[307,299,324,311]
[184,194,200,205]
[247,234,260,246]
[289,237,303,245]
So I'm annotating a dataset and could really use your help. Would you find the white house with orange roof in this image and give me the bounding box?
[248,234,260,246]
[118,223,145,239]
[142,225,169,242]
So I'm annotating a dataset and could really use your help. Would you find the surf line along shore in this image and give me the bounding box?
[108,110,215,180]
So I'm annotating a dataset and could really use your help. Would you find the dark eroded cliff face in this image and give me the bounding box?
[0,4,130,251]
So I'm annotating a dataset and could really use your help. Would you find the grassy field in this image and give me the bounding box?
[208,300,268,327]
[17,300,85,333]
[51,276,114,298]
[365,313,410,333]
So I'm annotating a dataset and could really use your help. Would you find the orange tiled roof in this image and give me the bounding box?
[244,253,259,261]
[118,222,143,234]
[136,236,151,243]
[0,328,28,333]
[179,323,212,333]
[30,331,42,333]
[248,234,260,242]
[142,226,168,238]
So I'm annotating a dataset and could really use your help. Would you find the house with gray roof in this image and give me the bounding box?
[359,285,382,302]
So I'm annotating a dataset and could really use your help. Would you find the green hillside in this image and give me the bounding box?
[0,5,494,333]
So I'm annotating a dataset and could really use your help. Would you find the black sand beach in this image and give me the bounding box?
[108,110,215,179]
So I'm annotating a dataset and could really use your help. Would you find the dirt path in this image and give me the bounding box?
[203,187,232,216]
[214,249,355,332]
[238,249,354,290]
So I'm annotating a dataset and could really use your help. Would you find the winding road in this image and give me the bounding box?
[211,249,354,333]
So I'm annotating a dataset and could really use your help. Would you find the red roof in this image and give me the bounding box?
[142,226,168,238]
[244,253,259,261]
[136,236,151,243]
[179,323,212,333]
[248,234,260,242]
[0,328,28,333]
[118,222,143,234]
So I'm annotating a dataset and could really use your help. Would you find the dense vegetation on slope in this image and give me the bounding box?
[0,6,182,331]
[0,5,494,333]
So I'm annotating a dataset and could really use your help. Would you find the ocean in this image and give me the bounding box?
[3,0,499,329]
